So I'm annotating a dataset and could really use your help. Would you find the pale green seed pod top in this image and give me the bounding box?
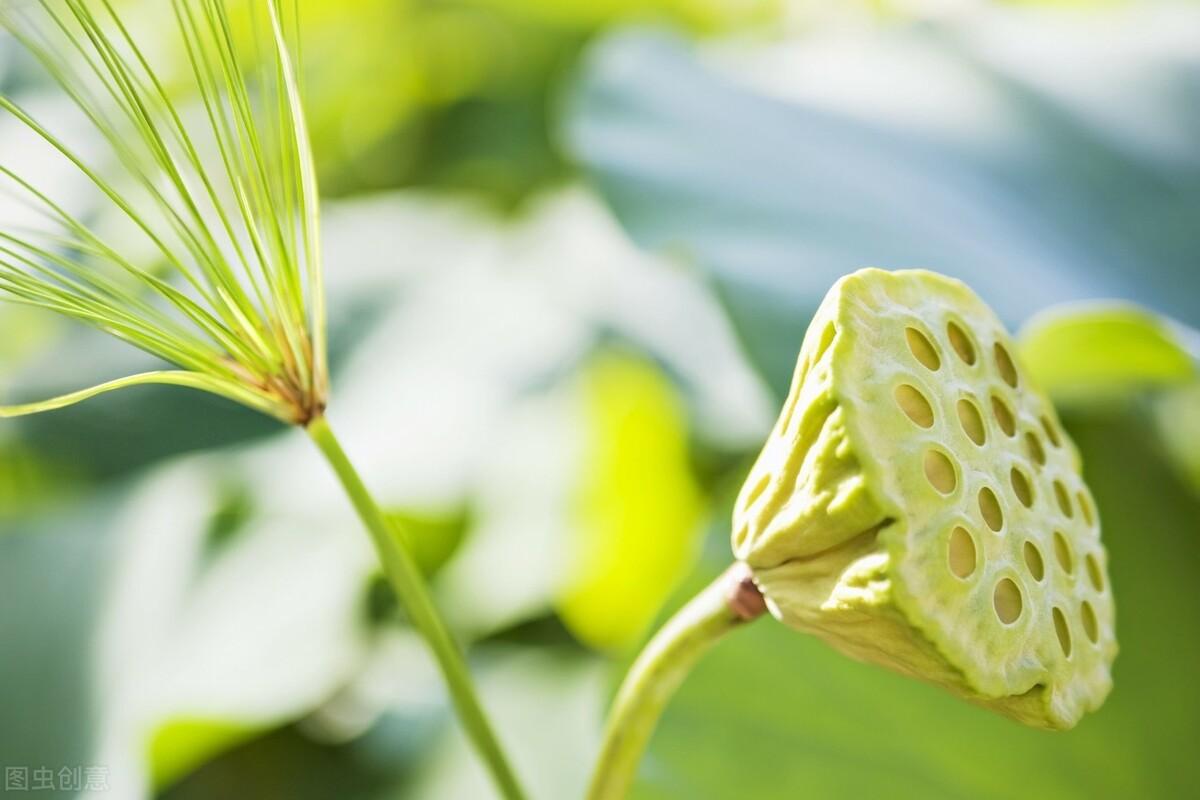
[733,268,1116,730]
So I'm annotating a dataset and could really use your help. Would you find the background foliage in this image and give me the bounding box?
[1,1,1197,798]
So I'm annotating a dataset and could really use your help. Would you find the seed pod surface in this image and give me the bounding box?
[733,268,1116,729]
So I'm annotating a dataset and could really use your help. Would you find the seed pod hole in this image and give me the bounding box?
[995,342,1019,387]
[1085,553,1104,591]
[924,450,957,495]
[1078,490,1095,527]
[1023,541,1045,581]
[957,398,986,445]
[991,394,1016,437]
[948,526,977,578]
[1041,415,1062,447]
[1081,601,1099,643]
[979,487,1004,531]
[895,384,935,428]
[947,321,977,365]
[994,578,1023,624]
[1053,607,1072,656]
[906,327,941,371]
[1025,431,1046,467]
[1054,480,1074,518]
[1010,467,1034,508]
[1054,531,1074,574]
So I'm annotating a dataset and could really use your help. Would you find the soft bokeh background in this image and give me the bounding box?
[2,0,1199,798]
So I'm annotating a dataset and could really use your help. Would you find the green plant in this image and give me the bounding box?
[0,2,1142,796]
[0,2,522,797]
[586,269,1117,799]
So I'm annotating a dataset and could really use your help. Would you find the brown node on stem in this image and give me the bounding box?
[725,562,767,621]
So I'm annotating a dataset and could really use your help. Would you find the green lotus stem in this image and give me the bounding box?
[587,563,766,800]
[307,415,526,800]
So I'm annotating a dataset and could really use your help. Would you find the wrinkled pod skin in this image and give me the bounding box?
[732,269,1116,730]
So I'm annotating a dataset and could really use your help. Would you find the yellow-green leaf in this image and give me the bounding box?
[147,717,260,790]
[1156,382,1200,496]
[558,352,705,652]
[1018,303,1197,404]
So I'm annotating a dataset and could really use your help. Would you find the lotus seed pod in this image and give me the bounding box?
[732,268,1116,730]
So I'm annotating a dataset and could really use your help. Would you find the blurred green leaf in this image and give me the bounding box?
[217,0,775,204]
[10,385,280,480]
[0,441,81,519]
[160,722,410,800]
[406,647,602,800]
[1015,303,1200,496]
[558,351,706,652]
[201,483,256,557]
[385,507,472,580]
[563,26,1200,393]
[1155,382,1200,495]
[0,497,118,800]
[0,306,58,370]
[149,717,260,791]
[78,458,378,793]
[1018,304,1198,404]
[367,508,471,625]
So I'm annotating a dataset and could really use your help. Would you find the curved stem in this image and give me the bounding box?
[307,415,525,800]
[587,563,766,800]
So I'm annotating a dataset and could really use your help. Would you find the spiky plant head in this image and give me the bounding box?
[733,268,1116,730]
[0,0,326,425]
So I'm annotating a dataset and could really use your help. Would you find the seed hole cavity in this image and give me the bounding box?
[1053,606,1072,656]
[1054,480,1073,518]
[1010,467,1034,508]
[992,395,1016,437]
[1085,553,1104,592]
[979,487,1004,532]
[948,526,977,579]
[957,398,986,446]
[906,327,941,371]
[994,578,1023,624]
[924,450,957,495]
[947,321,977,365]
[1023,541,1045,581]
[895,384,935,428]
[1081,601,1099,643]
[1054,531,1074,574]
[1078,490,1095,527]
[1041,415,1062,447]
[1025,431,1046,466]
[995,342,1019,387]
